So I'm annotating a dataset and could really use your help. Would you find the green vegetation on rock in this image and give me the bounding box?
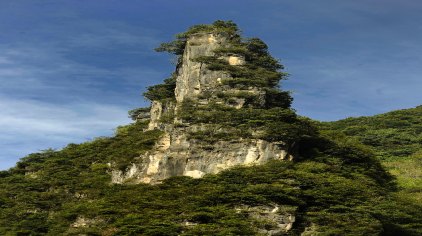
[151,20,290,108]
[179,100,316,146]
[155,20,240,57]
[194,36,287,89]
[1,121,420,235]
[143,74,177,102]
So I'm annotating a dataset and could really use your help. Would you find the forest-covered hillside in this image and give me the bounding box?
[1,119,421,235]
[321,105,422,204]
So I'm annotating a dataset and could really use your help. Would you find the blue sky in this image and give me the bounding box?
[1,0,422,170]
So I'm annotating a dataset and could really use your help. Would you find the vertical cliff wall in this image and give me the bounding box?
[175,33,230,102]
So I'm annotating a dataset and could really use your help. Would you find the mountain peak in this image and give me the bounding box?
[114,21,308,184]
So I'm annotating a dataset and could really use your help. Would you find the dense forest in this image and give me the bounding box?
[321,105,422,206]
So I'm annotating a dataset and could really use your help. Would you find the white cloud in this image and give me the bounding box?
[284,53,422,121]
[0,43,154,170]
[0,96,131,170]
[0,19,164,170]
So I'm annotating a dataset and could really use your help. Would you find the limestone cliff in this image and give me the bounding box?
[174,33,232,103]
[112,30,295,184]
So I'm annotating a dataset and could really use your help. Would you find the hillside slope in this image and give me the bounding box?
[321,106,422,159]
[2,121,421,235]
[1,21,421,235]
[321,106,422,204]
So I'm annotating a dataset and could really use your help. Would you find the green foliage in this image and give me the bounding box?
[320,106,422,160]
[194,51,286,90]
[180,100,316,146]
[264,88,292,108]
[321,107,422,179]
[194,58,286,90]
[214,90,263,107]
[220,77,268,88]
[384,152,422,203]
[154,20,291,109]
[1,117,421,235]
[244,38,284,71]
[154,39,186,56]
[321,105,422,232]
[127,107,150,121]
[190,30,291,109]
[143,75,176,101]
[155,20,240,56]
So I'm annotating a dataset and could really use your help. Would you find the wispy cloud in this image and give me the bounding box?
[0,96,131,170]
[255,0,422,121]
[0,12,166,170]
[284,52,422,120]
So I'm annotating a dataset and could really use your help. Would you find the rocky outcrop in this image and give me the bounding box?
[112,132,290,184]
[237,205,297,235]
[175,33,233,103]
[112,32,292,184]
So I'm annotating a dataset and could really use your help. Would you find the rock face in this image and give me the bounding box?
[174,33,233,103]
[112,134,290,184]
[111,32,291,184]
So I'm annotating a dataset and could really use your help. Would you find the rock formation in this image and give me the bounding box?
[112,22,300,184]
[111,29,294,185]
